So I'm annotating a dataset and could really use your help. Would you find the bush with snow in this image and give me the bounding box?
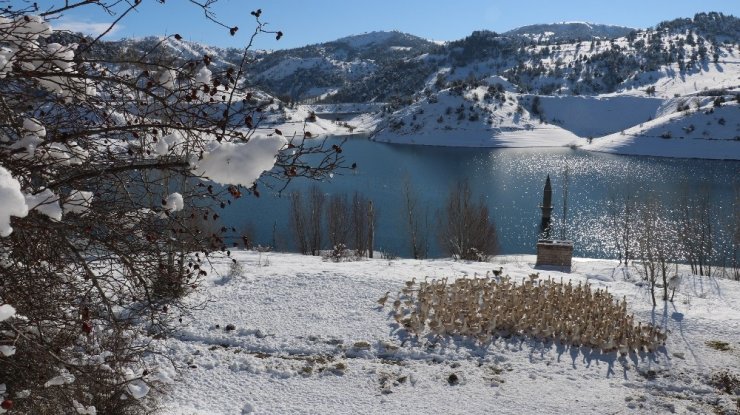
[0,5,341,414]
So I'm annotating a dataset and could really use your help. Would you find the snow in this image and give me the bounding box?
[22,118,46,138]
[12,119,45,157]
[194,136,288,187]
[63,190,93,215]
[158,251,740,414]
[194,66,212,84]
[0,346,15,357]
[336,31,398,48]
[158,70,177,89]
[164,192,184,213]
[155,131,186,156]
[44,370,75,388]
[126,379,150,400]
[0,304,16,321]
[24,189,62,221]
[42,142,88,165]
[0,166,28,237]
[586,101,740,160]
[72,400,96,415]
[372,88,583,148]
[256,57,332,81]
[375,124,582,148]
[533,95,664,138]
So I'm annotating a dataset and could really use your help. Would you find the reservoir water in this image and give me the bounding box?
[220,136,739,260]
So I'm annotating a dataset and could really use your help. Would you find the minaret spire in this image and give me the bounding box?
[540,175,553,238]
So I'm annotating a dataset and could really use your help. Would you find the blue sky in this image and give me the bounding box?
[48,0,740,50]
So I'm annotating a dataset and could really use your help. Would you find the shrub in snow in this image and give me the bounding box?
[439,180,498,261]
[384,275,668,354]
[227,258,246,278]
[323,243,355,262]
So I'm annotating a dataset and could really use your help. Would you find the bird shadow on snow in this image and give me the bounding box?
[387,322,666,380]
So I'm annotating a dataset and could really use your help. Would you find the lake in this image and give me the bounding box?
[219,136,739,261]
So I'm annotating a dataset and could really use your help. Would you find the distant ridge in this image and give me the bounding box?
[504,22,635,40]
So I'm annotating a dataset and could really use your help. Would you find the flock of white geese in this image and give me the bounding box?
[378,271,668,354]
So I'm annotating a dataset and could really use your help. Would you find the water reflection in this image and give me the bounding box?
[219,137,739,259]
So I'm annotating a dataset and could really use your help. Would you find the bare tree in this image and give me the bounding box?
[634,197,660,305]
[307,185,325,256]
[401,176,429,259]
[633,196,680,304]
[439,180,498,261]
[290,191,310,255]
[326,193,351,250]
[350,192,375,257]
[677,185,714,276]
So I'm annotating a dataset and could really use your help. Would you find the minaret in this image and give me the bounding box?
[540,175,553,239]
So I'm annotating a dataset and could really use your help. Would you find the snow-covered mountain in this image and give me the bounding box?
[65,12,740,158]
[503,22,635,41]
[247,31,440,101]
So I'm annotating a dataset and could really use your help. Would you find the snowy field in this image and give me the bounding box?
[157,251,740,414]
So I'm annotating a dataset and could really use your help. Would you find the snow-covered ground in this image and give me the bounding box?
[157,251,740,414]
[586,101,740,160]
[371,87,584,148]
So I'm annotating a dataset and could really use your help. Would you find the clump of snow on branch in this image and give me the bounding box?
[124,369,150,399]
[22,118,46,137]
[0,304,16,321]
[44,369,75,388]
[127,380,150,400]
[194,65,212,84]
[0,345,15,357]
[158,69,177,89]
[154,131,186,156]
[45,43,75,72]
[24,189,62,221]
[72,399,97,415]
[63,190,93,215]
[195,135,288,187]
[164,192,184,212]
[0,15,51,42]
[0,16,94,100]
[42,142,88,165]
[0,166,28,236]
[10,118,47,158]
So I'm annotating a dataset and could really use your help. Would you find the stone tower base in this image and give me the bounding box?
[535,240,573,271]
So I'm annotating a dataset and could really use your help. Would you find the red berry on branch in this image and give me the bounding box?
[2,399,14,409]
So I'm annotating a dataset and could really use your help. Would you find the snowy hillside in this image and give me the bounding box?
[372,85,582,148]
[504,22,635,41]
[334,31,426,49]
[248,31,439,101]
[72,12,740,158]
[234,99,381,140]
[532,95,664,137]
[157,251,740,415]
[586,100,740,159]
